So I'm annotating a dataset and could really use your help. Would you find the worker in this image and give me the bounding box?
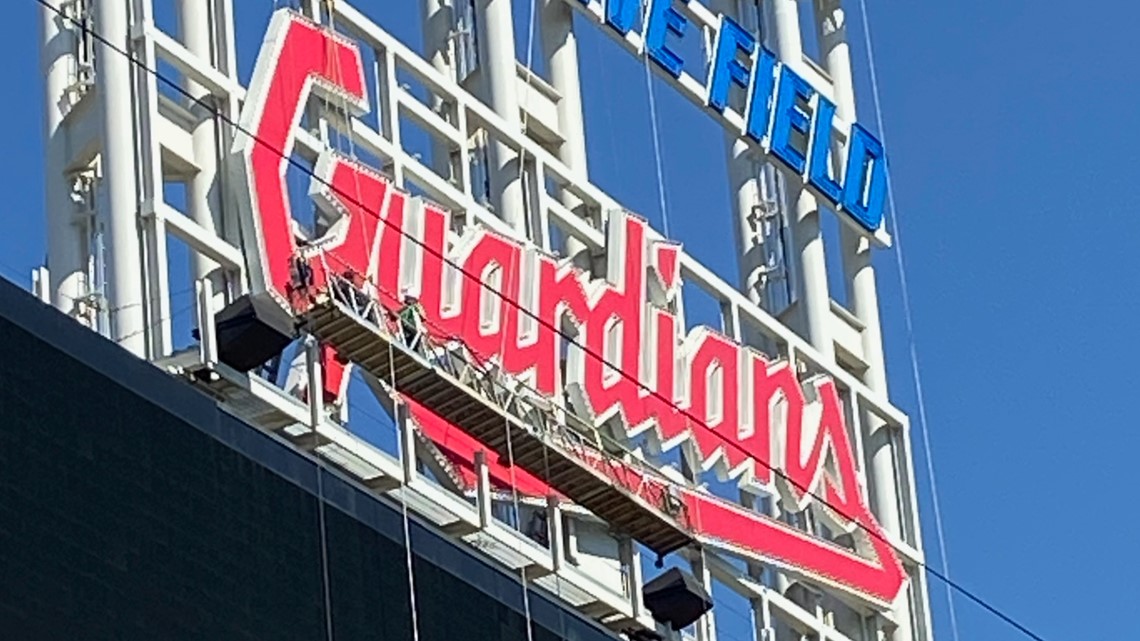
[397,291,425,349]
[287,254,315,307]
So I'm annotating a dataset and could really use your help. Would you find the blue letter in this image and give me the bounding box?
[807,96,843,205]
[769,67,814,175]
[744,47,778,143]
[644,0,688,77]
[606,0,640,36]
[706,16,754,111]
[841,124,888,232]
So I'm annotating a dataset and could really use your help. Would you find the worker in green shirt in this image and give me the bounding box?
[397,292,425,349]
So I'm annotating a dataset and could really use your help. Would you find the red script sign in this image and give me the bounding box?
[231,10,907,608]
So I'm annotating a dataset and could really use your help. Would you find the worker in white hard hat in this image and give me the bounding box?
[397,289,424,349]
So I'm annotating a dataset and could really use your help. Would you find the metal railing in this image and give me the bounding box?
[316,272,695,531]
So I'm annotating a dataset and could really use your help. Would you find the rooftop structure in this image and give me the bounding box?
[36,1,933,640]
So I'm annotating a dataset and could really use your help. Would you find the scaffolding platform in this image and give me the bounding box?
[302,291,695,557]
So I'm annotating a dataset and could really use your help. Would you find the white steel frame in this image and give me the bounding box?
[37,1,934,641]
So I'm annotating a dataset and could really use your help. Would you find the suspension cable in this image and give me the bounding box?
[306,335,337,641]
[521,0,565,604]
[387,291,422,641]
[852,3,961,641]
[501,399,536,641]
[511,4,540,637]
[641,46,672,238]
[273,5,336,640]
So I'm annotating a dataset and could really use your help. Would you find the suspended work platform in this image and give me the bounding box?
[300,285,695,557]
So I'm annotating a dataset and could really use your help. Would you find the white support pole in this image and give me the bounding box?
[770,0,833,360]
[817,0,887,391]
[717,0,794,601]
[546,494,565,570]
[217,0,238,83]
[475,450,493,528]
[216,0,247,300]
[96,0,146,356]
[693,553,717,641]
[816,2,915,638]
[305,336,325,430]
[866,426,911,638]
[758,594,775,641]
[179,0,226,313]
[400,400,419,483]
[41,0,87,317]
[727,136,762,305]
[539,0,591,262]
[33,267,52,304]
[475,0,526,233]
[618,537,644,619]
[195,277,217,366]
[421,0,455,178]
[540,0,588,182]
[718,0,767,319]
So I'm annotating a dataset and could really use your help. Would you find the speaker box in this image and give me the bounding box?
[641,568,714,631]
[212,294,295,372]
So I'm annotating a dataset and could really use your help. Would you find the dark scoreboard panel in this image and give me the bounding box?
[0,279,611,641]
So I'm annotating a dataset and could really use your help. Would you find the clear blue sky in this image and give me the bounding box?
[4,1,1136,640]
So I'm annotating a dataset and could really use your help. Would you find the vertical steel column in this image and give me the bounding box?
[546,495,566,570]
[723,0,790,348]
[720,0,764,311]
[692,554,716,641]
[727,134,763,302]
[717,0,794,606]
[771,0,832,359]
[540,0,588,183]
[179,0,225,311]
[217,0,238,82]
[817,1,887,391]
[305,336,325,430]
[216,0,245,294]
[540,0,590,262]
[421,0,456,178]
[476,0,526,233]
[619,537,644,619]
[816,2,915,638]
[41,0,87,317]
[96,0,146,355]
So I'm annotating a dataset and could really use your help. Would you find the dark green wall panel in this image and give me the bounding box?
[0,280,619,641]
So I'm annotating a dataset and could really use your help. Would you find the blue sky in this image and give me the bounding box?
[6,1,1137,640]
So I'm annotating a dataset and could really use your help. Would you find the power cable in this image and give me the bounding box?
[35,3,1049,640]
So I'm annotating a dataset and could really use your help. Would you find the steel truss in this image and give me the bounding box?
[37,1,934,641]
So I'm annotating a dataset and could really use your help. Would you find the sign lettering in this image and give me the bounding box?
[569,0,889,235]
[231,10,906,607]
